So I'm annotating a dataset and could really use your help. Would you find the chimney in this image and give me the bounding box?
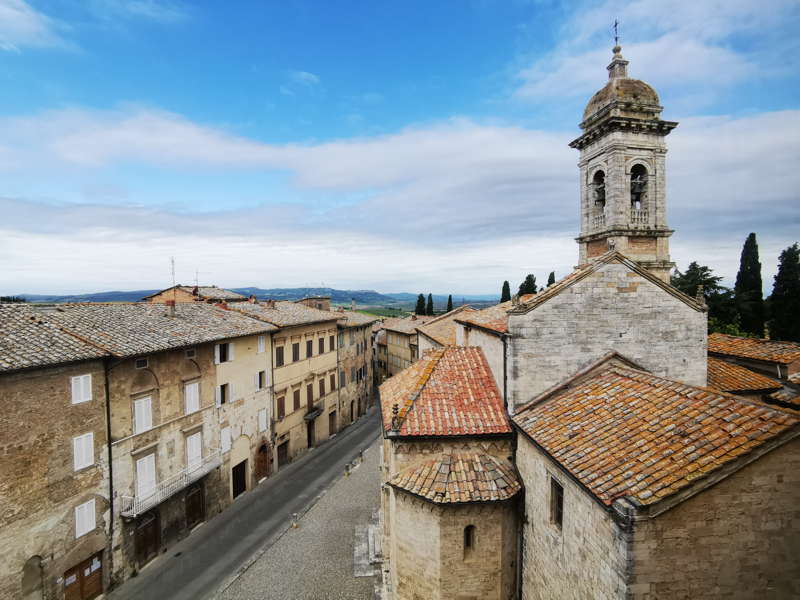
[166,299,176,318]
[215,301,228,310]
[249,295,258,304]
[695,285,706,307]
[192,286,199,296]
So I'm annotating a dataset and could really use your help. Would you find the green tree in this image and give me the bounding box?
[0,296,25,303]
[547,272,556,287]
[426,293,434,316]
[446,295,453,312]
[501,281,511,302]
[671,262,737,331]
[769,243,800,342]
[415,294,426,315]
[518,274,537,296]
[734,233,765,336]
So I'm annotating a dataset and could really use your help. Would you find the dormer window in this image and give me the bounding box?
[630,164,648,211]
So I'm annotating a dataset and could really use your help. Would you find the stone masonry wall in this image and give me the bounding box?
[630,436,800,599]
[508,261,706,408]
[391,492,441,600]
[516,436,629,600]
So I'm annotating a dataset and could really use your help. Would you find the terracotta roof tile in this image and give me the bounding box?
[389,453,521,504]
[706,357,782,393]
[416,306,476,346]
[231,300,340,328]
[513,365,799,506]
[0,304,107,372]
[709,333,800,365]
[768,389,800,407]
[379,346,510,437]
[142,285,246,301]
[457,301,512,334]
[384,314,437,335]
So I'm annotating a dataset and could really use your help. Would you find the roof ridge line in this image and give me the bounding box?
[395,348,447,429]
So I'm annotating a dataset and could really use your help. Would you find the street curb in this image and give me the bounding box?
[212,411,380,599]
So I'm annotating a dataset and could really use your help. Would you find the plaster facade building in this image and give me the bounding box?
[232,300,340,467]
[141,285,247,304]
[383,315,436,376]
[0,305,110,600]
[335,310,378,425]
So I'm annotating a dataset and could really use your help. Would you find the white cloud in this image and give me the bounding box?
[290,70,320,86]
[0,0,67,51]
[86,0,189,23]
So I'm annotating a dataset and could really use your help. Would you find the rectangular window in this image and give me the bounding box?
[136,453,156,499]
[351,367,356,382]
[215,342,231,364]
[256,370,266,390]
[340,370,345,387]
[258,335,266,354]
[292,343,300,362]
[216,383,230,406]
[306,339,313,358]
[550,477,564,529]
[275,345,284,367]
[70,374,92,404]
[185,347,196,359]
[258,408,267,433]
[221,426,231,453]
[277,396,285,419]
[186,431,202,472]
[135,357,148,369]
[330,373,336,391]
[75,499,95,538]
[293,389,301,411]
[318,337,325,355]
[185,381,200,414]
[73,432,94,471]
[133,397,152,434]
[306,384,313,410]
[319,379,325,397]
[337,333,344,348]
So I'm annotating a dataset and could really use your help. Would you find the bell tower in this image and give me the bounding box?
[570,45,678,282]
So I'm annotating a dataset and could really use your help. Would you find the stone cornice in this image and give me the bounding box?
[570,116,678,150]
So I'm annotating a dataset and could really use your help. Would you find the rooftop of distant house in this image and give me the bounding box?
[706,356,783,394]
[456,300,514,334]
[513,358,800,507]
[0,303,107,373]
[141,285,247,302]
[383,314,437,335]
[330,309,379,328]
[379,346,510,437]
[416,305,476,346]
[709,333,800,365]
[231,299,340,328]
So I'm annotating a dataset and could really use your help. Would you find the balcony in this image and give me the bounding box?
[631,208,649,224]
[592,213,605,228]
[120,449,221,518]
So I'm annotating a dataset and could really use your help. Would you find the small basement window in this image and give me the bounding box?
[550,477,564,529]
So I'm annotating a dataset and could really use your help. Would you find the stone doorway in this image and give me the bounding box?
[63,552,103,600]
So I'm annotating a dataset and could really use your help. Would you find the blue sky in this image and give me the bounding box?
[1,0,798,295]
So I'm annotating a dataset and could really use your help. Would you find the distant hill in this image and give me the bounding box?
[15,287,498,306]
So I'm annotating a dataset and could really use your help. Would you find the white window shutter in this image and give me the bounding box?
[214,344,220,365]
[215,386,221,408]
[82,374,92,402]
[75,499,95,538]
[254,373,259,391]
[136,454,156,499]
[71,376,81,403]
[229,342,235,361]
[258,335,265,353]
[186,432,202,471]
[185,382,199,414]
[229,382,235,402]
[73,436,82,470]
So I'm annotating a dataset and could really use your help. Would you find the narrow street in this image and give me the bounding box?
[109,408,381,600]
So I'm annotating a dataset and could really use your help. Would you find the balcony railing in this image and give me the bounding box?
[631,208,649,224]
[592,213,605,228]
[120,448,221,518]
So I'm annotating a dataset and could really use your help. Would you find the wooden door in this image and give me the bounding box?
[328,411,337,436]
[232,460,247,499]
[277,441,289,467]
[254,443,271,480]
[135,511,159,566]
[306,420,315,448]
[63,552,102,600]
[185,485,204,529]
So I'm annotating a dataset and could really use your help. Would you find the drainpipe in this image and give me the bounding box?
[103,357,115,587]
[269,333,277,474]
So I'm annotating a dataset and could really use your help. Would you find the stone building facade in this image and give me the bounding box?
[335,310,378,425]
[0,305,110,600]
[141,285,247,304]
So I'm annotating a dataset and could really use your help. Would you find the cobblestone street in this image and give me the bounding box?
[219,438,382,600]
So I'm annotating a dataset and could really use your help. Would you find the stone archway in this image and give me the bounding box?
[21,556,43,600]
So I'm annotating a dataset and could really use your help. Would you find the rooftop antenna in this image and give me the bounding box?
[169,256,177,316]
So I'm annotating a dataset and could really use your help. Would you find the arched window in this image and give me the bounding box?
[463,525,476,559]
[592,170,606,208]
[630,164,648,211]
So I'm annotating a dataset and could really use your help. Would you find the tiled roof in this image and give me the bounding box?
[513,364,799,506]
[510,252,705,315]
[457,301,513,334]
[416,306,476,346]
[709,333,800,365]
[707,357,782,394]
[333,310,379,328]
[375,329,387,346]
[231,300,340,328]
[379,346,510,437]
[769,389,800,407]
[0,304,108,372]
[142,285,246,301]
[389,453,521,504]
[43,302,276,358]
[384,314,437,335]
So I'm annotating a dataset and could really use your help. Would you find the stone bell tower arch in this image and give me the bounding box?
[570,45,678,283]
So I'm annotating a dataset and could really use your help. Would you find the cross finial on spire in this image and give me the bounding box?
[614,19,619,46]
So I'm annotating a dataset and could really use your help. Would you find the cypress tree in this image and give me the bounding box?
[501,281,511,302]
[547,272,556,287]
[414,294,426,315]
[518,274,537,296]
[734,233,765,336]
[769,243,800,342]
[426,293,434,316]
[446,295,453,312]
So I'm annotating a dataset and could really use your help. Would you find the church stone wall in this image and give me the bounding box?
[516,436,629,600]
[629,436,800,599]
[507,261,706,407]
[391,492,441,600]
